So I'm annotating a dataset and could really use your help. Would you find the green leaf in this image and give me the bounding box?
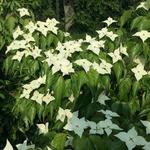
[40,35,47,49]
[119,78,132,101]
[138,17,150,30]
[120,10,132,27]
[127,42,142,59]
[130,16,144,30]
[53,76,65,106]
[5,15,17,32]
[46,33,54,47]
[132,81,140,97]
[113,61,124,83]
[51,133,67,150]
[73,136,94,150]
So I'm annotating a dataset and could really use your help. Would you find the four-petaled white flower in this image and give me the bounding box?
[96,27,108,39]
[98,110,119,119]
[103,17,117,26]
[99,119,122,136]
[16,140,35,150]
[37,122,49,134]
[88,121,104,135]
[17,8,30,17]
[13,26,24,39]
[133,30,150,42]
[115,127,147,150]
[108,48,122,63]
[131,63,147,81]
[42,92,55,104]
[136,2,149,11]
[4,140,13,150]
[64,116,88,137]
[25,21,37,33]
[141,120,150,134]
[75,59,92,72]
[97,93,110,105]
[68,94,75,102]
[28,46,42,59]
[106,31,118,41]
[56,107,72,122]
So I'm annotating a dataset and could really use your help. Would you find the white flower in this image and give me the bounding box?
[141,120,150,134]
[97,93,110,105]
[143,142,150,150]
[25,21,37,33]
[115,127,147,150]
[13,26,24,39]
[136,2,149,11]
[42,92,55,104]
[133,30,150,42]
[85,34,96,43]
[36,21,48,36]
[16,140,35,150]
[64,116,88,137]
[87,40,105,55]
[88,121,104,135]
[28,46,42,59]
[4,140,13,150]
[103,17,117,26]
[12,51,25,62]
[56,107,72,122]
[17,8,30,17]
[68,94,74,102]
[23,33,35,43]
[6,40,27,53]
[108,48,122,63]
[131,63,147,81]
[99,59,113,74]
[47,146,52,150]
[98,110,119,119]
[106,31,118,41]
[92,60,112,75]
[31,90,44,105]
[37,122,49,134]
[75,59,92,72]
[119,44,128,56]
[98,119,122,136]
[96,27,108,39]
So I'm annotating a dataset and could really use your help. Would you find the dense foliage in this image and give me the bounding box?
[1,0,150,150]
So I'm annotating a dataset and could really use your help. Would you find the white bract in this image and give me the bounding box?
[97,93,110,105]
[75,59,92,72]
[133,30,150,42]
[143,142,150,150]
[25,21,37,33]
[17,8,30,17]
[68,94,75,102]
[88,121,104,135]
[6,40,27,53]
[87,40,105,55]
[96,27,108,39]
[98,110,119,119]
[136,2,149,11]
[115,127,147,150]
[13,26,24,39]
[108,48,122,63]
[106,31,118,41]
[131,63,147,81]
[12,51,25,62]
[56,107,72,122]
[98,119,122,136]
[4,140,13,150]
[64,116,88,137]
[119,44,128,56]
[141,120,150,134]
[103,17,117,26]
[16,140,35,150]
[37,122,49,134]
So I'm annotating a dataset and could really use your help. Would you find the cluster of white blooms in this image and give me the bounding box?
[20,75,46,99]
[44,50,74,75]
[31,90,55,105]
